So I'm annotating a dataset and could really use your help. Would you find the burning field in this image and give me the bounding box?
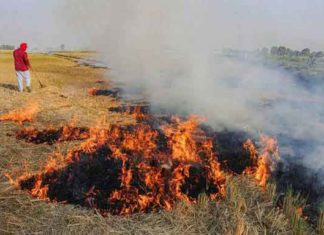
[0,51,321,234]
[0,101,38,124]
[7,110,278,216]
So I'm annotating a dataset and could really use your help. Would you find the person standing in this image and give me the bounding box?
[13,42,32,92]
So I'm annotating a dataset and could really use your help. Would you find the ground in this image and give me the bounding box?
[0,50,315,234]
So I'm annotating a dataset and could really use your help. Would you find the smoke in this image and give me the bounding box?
[60,1,324,179]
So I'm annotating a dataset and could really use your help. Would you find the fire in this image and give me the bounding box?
[163,116,201,162]
[88,87,98,96]
[16,124,90,144]
[296,207,303,217]
[0,102,38,124]
[121,124,158,157]
[30,175,49,199]
[243,135,279,187]
[108,105,150,120]
[7,106,279,216]
[130,106,148,120]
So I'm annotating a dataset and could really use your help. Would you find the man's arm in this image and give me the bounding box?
[24,53,32,70]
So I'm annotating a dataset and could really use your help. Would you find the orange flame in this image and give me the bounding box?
[8,108,280,215]
[88,88,98,96]
[0,102,38,124]
[163,116,202,162]
[243,135,279,187]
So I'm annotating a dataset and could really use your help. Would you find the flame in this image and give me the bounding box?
[8,107,279,216]
[163,116,202,162]
[296,207,303,217]
[131,106,148,120]
[16,124,90,144]
[243,135,279,187]
[88,88,98,96]
[30,176,49,199]
[108,105,150,120]
[0,102,38,124]
[121,124,158,157]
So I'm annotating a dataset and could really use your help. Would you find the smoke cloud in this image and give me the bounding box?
[60,1,324,178]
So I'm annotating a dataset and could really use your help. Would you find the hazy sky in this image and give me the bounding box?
[0,1,59,49]
[1,0,324,50]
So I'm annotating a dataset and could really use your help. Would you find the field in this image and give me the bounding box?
[0,51,318,234]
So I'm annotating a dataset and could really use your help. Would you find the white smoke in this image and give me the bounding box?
[59,0,324,176]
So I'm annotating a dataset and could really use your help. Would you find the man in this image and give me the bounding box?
[13,42,32,92]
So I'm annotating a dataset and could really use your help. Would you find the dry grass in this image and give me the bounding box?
[317,211,324,235]
[0,50,314,234]
[0,175,292,235]
[282,189,309,235]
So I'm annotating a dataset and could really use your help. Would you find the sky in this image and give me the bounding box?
[0,1,57,49]
[1,0,324,50]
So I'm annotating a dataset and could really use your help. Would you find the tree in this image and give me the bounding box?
[270,46,278,56]
[293,50,300,56]
[60,44,65,51]
[308,51,324,66]
[286,48,294,57]
[311,51,317,57]
[0,44,14,50]
[301,48,310,56]
[277,46,287,56]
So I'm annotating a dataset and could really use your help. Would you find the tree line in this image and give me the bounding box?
[0,44,15,50]
[262,46,324,58]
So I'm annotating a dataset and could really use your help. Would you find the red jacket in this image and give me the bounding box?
[13,48,30,71]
